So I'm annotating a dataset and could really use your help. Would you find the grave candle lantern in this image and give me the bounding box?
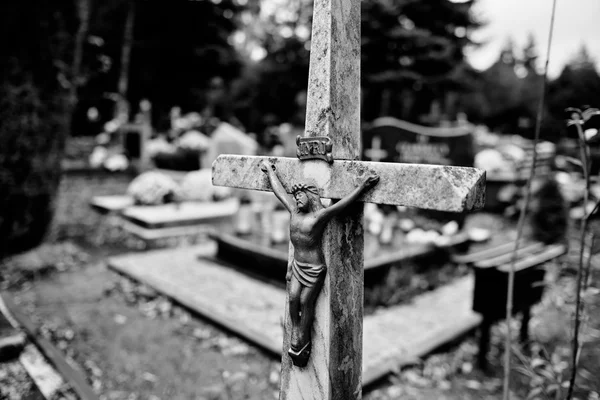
[271,202,289,244]
[235,196,253,236]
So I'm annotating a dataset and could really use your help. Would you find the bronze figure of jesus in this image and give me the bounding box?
[260,160,379,367]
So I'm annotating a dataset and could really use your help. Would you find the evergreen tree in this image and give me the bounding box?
[517,34,557,140]
[522,33,539,73]
[0,1,78,256]
[77,0,245,127]
[131,0,243,116]
[229,0,313,133]
[548,45,600,120]
[361,0,482,121]
[235,0,483,127]
[472,35,559,139]
[477,38,523,132]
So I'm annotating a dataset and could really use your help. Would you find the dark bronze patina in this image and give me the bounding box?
[260,160,378,367]
[296,136,334,163]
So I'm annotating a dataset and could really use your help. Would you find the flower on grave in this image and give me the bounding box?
[127,171,182,205]
[474,148,509,174]
[103,119,121,133]
[146,137,176,158]
[95,132,111,145]
[179,169,232,202]
[405,228,441,244]
[89,146,109,168]
[104,154,129,171]
[185,112,202,128]
[173,117,189,131]
[177,130,210,152]
[173,112,203,132]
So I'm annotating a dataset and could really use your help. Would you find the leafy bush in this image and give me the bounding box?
[530,177,569,244]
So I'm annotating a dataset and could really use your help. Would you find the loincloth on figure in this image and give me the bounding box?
[292,259,326,287]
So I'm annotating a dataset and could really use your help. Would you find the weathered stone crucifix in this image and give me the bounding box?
[212,0,485,398]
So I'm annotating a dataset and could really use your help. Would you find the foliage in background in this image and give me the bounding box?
[228,0,312,133]
[548,48,600,133]
[530,177,569,244]
[563,107,600,399]
[72,0,246,134]
[361,0,482,121]
[463,39,600,141]
[229,0,483,133]
[462,36,552,139]
[64,0,600,140]
[229,0,598,136]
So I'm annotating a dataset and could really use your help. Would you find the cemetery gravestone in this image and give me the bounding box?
[212,1,485,399]
[202,122,258,169]
[117,102,153,171]
[363,117,476,224]
[362,117,475,167]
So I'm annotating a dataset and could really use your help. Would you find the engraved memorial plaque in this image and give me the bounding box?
[296,136,333,163]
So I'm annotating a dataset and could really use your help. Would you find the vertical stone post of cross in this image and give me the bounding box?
[279,0,364,398]
[216,0,364,395]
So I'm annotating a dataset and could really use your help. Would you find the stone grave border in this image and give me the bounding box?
[210,230,474,281]
[108,244,483,388]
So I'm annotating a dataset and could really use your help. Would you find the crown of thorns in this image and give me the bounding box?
[291,183,319,195]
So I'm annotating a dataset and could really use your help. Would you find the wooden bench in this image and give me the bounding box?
[451,238,567,369]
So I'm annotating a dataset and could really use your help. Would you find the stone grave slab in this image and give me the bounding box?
[89,169,190,216]
[90,195,134,214]
[121,198,239,229]
[152,168,189,183]
[211,230,471,282]
[108,245,482,386]
[117,199,239,245]
[118,220,219,245]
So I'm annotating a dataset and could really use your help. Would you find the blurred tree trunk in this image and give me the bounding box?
[380,88,392,117]
[0,0,84,257]
[71,0,91,111]
[115,0,135,120]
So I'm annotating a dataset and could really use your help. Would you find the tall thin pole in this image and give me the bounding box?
[116,0,135,119]
[501,0,557,398]
[70,0,90,111]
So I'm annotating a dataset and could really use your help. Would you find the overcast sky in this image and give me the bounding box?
[466,0,600,77]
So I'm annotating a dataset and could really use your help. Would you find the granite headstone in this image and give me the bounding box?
[362,117,475,167]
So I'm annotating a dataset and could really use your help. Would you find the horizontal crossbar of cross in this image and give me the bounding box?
[212,155,486,213]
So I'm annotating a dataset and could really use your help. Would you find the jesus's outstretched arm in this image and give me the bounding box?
[260,160,295,212]
[315,174,379,225]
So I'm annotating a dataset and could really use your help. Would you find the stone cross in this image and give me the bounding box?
[364,136,388,162]
[212,0,486,398]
